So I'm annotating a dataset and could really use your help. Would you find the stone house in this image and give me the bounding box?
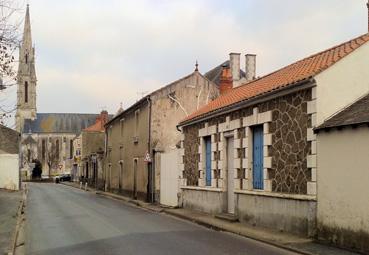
[77,111,110,189]
[72,135,82,181]
[104,66,220,203]
[0,125,20,190]
[315,93,369,254]
[177,33,369,237]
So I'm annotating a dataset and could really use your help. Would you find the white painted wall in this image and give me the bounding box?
[160,149,180,206]
[317,127,369,236]
[315,42,369,126]
[0,154,19,190]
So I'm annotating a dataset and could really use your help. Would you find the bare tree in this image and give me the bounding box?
[0,0,21,125]
[47,141,60,177]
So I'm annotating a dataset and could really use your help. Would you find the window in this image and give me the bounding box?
[42,140,46,160]
[204,136,212,186]
[120,119,124,137]
[27,149,31,162]
[134,110,139,137]
[24,81,28,103]
[25,54,28,64]
[56,139,60,160]
[70,140,73,159]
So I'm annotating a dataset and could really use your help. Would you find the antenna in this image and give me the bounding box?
[136,91,149,101]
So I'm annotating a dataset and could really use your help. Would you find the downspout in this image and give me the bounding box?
[104,128,108,190]
[147,96,154,203]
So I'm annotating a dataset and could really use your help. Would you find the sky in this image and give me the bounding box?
[1,0,368,127]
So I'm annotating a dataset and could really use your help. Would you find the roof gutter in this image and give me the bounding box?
[178,77,316,128]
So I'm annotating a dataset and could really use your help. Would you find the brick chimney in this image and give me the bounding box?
[219,64,233,95]
[245,54,256,82]
[100,110,109,126]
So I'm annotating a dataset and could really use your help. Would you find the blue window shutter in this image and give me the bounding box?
[253,126,264,190]
[205,137,212,186]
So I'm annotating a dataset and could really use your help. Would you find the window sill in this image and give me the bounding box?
[180,186,223,192]
[234,189,316,201]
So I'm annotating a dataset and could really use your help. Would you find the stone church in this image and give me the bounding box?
[17,6,101,178]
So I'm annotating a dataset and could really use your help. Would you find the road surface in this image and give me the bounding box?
[26,183,300,255]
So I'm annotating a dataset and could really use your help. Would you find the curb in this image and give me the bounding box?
[8,185,27,255]
[163,210,314,255]
[95,191,164,213]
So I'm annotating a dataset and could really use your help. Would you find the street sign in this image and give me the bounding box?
[144,151,152,163]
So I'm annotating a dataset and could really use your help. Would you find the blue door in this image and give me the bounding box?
[205,137,212,186]
[253,125,264,190]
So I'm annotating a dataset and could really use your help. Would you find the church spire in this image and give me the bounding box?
[15,4,37,132]
[22,4,32,52]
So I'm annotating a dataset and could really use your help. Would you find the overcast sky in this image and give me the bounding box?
[1,0,368,125]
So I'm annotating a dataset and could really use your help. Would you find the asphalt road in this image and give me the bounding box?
[26,183,300,255]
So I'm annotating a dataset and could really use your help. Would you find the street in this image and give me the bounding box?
[25,183,299,255]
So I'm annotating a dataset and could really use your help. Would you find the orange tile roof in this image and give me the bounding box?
[83,120,104,132]
[180,33,369,125]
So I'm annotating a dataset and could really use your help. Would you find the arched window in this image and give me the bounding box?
[24,81,28,103]
[25,54,28,64]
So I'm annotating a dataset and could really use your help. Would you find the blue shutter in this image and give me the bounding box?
[253,125,264,190]
[205,137,212,186]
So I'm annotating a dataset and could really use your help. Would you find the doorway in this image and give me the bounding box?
[226,136,235,214]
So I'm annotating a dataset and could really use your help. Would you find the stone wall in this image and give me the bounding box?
[268,89,311,194]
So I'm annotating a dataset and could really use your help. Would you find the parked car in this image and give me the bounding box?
[59,174,71,182]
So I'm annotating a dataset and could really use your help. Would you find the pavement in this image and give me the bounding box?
[26,182,301,255]
[0,189,23,255]
[60,181,360,255]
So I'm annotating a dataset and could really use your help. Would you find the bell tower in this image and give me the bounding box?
[16,4,37,132]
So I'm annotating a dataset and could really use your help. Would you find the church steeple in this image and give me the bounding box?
[22,5,32,52]
[15,4,37,132]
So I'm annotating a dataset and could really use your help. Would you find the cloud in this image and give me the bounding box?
[4,0,368,117]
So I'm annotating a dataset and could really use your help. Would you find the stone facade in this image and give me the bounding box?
[182,89,313,195]
[179,88,317,236]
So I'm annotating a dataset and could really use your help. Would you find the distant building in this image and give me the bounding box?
[74,111,110,189]
[0,125,20,190]
[104,65,220,203]
[16,6,101,177]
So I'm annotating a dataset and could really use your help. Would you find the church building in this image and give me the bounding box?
[16,5,103,177]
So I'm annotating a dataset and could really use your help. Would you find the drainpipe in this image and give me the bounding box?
[147,96,154,203]
[18,133,22,190]
[104,128,108,190]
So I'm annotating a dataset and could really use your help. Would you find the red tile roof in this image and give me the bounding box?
[83,111,109,132]
[180,33,369,125]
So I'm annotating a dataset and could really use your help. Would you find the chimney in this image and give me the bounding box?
[219,64,233,95]
[229,53,241,82]
[100,110,109,126]
[245,54,256,82]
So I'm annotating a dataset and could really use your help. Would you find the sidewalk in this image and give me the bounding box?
[61,182,359,255]
[0,189,23,255]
